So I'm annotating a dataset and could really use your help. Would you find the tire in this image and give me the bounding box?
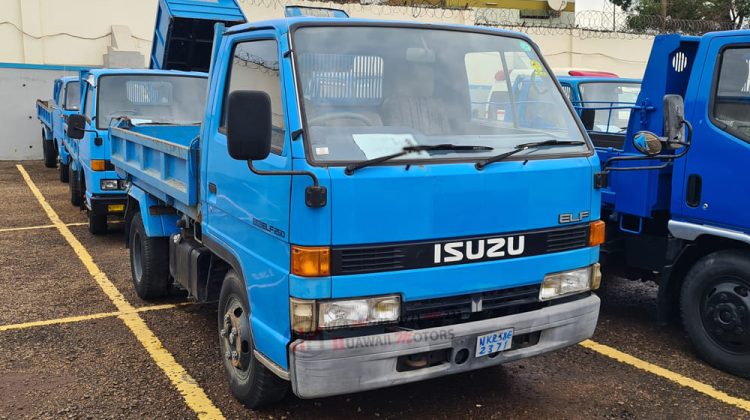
[42,132,56,168]
[681,249,750,379]
[128,212,169,299]
[218,270,288,408]
[88,211,108,235]
[70,166,82,207]
[59,160,69,183]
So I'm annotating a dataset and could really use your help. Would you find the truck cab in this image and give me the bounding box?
[557,75,641,149]
[112,13,605,407]
[65,69,207,234]
[37,76,80,174]
[595,32,750,378]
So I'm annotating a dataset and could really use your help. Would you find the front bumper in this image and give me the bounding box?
[89,194,127,215]
[289,294,599,398]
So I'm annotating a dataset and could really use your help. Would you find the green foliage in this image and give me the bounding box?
[610,0,746,31]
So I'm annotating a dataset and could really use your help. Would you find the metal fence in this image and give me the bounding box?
[239,0,737,37]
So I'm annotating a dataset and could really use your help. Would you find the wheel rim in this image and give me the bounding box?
[220,296,252,379]
[132,231,143,282]
[700,275,750,354]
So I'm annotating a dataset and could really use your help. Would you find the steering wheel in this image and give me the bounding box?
[308,112,375,127]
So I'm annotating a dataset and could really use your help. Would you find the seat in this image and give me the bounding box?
[381,64,452,135]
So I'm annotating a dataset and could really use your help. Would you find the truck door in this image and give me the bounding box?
[203,33,293,348]
[676,38,750,232]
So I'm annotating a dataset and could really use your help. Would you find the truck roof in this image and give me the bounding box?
[224,17,535,42]
[80,68,208,86]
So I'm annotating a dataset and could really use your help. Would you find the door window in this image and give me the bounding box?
[221,39,285,154]
[83,84,93,121]
[711,47,750,142]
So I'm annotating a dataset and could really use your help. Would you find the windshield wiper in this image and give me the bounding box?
[345,144,493,175]
[474,140,585,170]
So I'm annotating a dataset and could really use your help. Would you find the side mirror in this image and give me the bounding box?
[227,91,272,161]
[67,114,86,140]
[632,131,662,156]
[663,94,685,148]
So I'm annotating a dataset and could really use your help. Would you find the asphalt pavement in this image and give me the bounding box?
[1,161,748,419]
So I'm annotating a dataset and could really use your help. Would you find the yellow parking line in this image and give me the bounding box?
[0,222,87,233]
[0,302,197,332]
[17,165,224,420]
[580,340,750,413]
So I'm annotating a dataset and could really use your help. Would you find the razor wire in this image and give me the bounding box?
[238,0,737,37]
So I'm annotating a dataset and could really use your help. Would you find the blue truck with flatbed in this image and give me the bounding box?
[64,69,207,234]
[591,32,750,378]
[103,2,614,406]
[36,76,81,175]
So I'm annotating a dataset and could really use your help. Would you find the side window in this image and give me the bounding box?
[83,84,93,121]
[222,39,285,154]
[54,81,62,104]
[64,82,80,111]
[711,47,750,142]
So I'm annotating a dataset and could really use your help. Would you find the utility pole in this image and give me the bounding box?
[660,0,668,30]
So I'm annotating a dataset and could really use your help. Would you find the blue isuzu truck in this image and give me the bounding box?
[65,69,207,234]
[36,76,80,175]
[104,1,609,407]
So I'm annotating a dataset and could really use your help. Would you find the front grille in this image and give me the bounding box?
[331,224,591,275]
[401,284,544,329]
[337,246,407,274]
[546,226,589,253]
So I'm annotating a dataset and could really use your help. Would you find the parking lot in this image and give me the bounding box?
[0,160,748,419]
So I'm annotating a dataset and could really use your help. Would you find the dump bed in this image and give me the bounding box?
[36,100,54,129]
[150,0,245,72]
[110,123,202,218]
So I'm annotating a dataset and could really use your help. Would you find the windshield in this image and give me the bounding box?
[578,82,640,133]
[96,75,207,129]
[293,26,587,164]
[64,81,80,111]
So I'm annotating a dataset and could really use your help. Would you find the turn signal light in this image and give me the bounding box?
[91,160,106,171]
[589,220,605,247]
[291,246,330,277]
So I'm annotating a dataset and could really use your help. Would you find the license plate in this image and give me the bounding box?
[475,328,514,358]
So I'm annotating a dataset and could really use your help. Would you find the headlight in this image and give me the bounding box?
[100,179,120,190]
[290,295,401,333]
[539,265,599,301]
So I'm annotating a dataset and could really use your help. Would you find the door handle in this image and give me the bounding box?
[686,174,702,207]
[208,182,217,194]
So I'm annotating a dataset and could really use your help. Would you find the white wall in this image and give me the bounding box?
[0,0,652,160]
[0,0,650,76]
[0,67,76,160]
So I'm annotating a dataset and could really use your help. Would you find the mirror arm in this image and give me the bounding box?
[247,161,327,208]
[604,118,692,172]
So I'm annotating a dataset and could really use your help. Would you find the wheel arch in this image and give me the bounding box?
[658,234,750,323]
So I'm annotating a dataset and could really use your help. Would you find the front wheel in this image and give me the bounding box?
[42,132,56,168]
[681,250,750,378]
[59,160,69,183]
[218,270,288,408]
[88,211,108,235]
[128,211,169,299]
[69,166,82,207]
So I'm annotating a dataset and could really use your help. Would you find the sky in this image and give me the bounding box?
[576,0,618,12]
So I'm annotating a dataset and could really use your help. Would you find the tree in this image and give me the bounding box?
[610,0,744,31]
